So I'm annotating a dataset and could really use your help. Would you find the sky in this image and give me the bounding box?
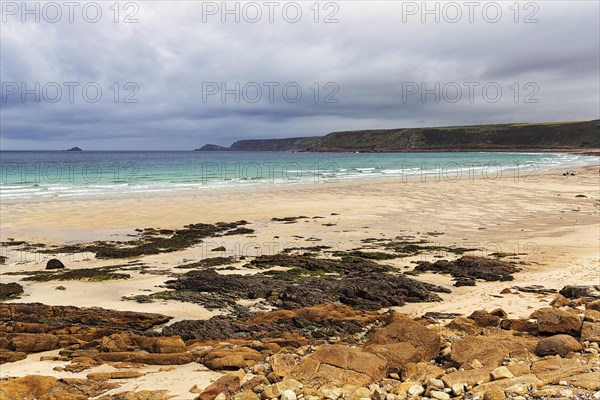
[1,0,599,150]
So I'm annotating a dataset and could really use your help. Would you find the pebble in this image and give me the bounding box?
[504,384,528,396]
[491,366,514,380]
[593,391,600,400]
[429,390,450,400]
[280,390,297,400]
[559,380,569,386]
[427,378,445,390]
[408,385,425,396]
[451,384,464,396]
[559,389,574,398]
[440,347,452,357]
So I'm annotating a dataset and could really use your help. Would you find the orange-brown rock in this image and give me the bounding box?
[450,336,531,368]
[366,313,440,360]
[364,342,423,371]
[269,353,299,378]
[500,319,537,333]
[196,374,241,400]
[0,349,27,364]
[295,345,387,387]
[447,317,481,335]
[581,321,600,343]
[535,334,582,357]
[95,352,194,365]
[0,303,170,331]
[87,371,145,381]
[8,333,59,353]
[401,361,445,384]
[531,357,592,385]
[468,310,501,327]
[531,307,582,335]
[587,300,600,312]
[201,347,264,370]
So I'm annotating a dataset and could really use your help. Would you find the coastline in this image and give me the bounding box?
[1,160,599,400]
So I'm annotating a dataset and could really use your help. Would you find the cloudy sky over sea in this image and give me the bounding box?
[1,1,599,150]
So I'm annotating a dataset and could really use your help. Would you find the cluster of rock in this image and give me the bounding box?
[0,287,599,400]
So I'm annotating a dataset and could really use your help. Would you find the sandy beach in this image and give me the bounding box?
[1,161,599,399]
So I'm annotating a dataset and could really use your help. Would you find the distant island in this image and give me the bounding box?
[196,120,600,153]
[65,147,82,151]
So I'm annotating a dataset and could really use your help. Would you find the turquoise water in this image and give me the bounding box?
[0,151,593,199]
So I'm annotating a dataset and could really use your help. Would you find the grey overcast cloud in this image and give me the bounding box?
[1,1,599,150]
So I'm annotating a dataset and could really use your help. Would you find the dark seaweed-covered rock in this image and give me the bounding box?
[46,258,65,269]
[0,282,24,301]
[422,312,462,320]
[176,257,234,269]
[163,303,382,341]
[150,253,450,312]
[245,253,392,274]
[513,285,557,295]
[559,285,600,301]
[415,256,520,282]
[21,266,130,282]
[454,277,476,287]
[0,303,170,330]
[40,220,253,259]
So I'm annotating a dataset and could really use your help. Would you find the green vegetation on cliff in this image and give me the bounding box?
[197,120,600,152]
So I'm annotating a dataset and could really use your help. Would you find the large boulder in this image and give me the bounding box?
[559,285,600,301]
[0,349,27,364]
[94,352,193,365]
[0,375,59,399]
[468,310,501,327]
[581,321,600,343]
[201,347,264,370]
[46,258,65,269]
[500,319,537,333]
[401,362,445,384]
[8,333,59,353]
[587,300,600,312]
[450,336,531,368]
[364,342,423,371]
[0,303,171,331]
[531,307,582,335]
[366,314,440,360]
[535,334,582,357]
[0,283,24,301]
[196,374,241,400]
[295,345,387,387]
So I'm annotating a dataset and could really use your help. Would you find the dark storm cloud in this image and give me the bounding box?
[1,1,598,150]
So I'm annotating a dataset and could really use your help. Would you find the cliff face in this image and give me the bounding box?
[307,121,600,152]
[229,136,322,151]
[196,120,600,152]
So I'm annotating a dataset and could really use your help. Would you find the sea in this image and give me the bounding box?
[0,151,594,200]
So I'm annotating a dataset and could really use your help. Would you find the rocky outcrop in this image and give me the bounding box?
[0,282,24,301]
[0,303,171,330]
[559,285,600,301]
[415,256,520,283]
[3,297,600,400]
[296,345,388,387]
[365,313,441,370]
[449,336,531,368]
